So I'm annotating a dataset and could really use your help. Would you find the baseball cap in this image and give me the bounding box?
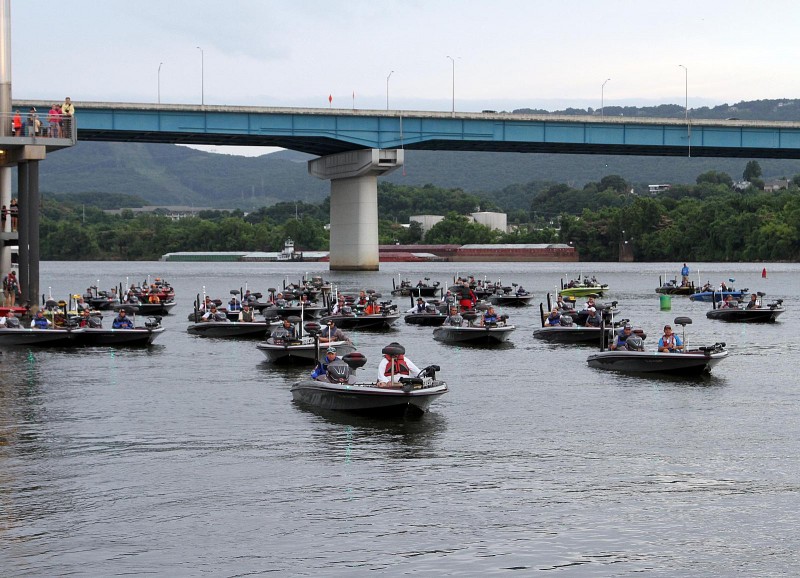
[624,323,632,329]
[326,346,336,353]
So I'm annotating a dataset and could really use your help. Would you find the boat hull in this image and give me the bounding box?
[706,307,785,323]
[319,313,400,330]
[690,291,747,303]
[0,327,82,346]
[559,286,607,298]
[533,326,614,344]
[489,294,534,306]
[433,324,515,344]
[587,349,728,376]
[260,305,324,320]
[132,301,177,316]
[187,321,273,338]
[257,339,355,363]
[404,313,447,326]
[291,380,448,416]
[78,327,165,346]
[656,286,695,295]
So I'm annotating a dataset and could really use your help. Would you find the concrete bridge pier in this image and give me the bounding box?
[16,154,42,310]
[308,149,403,271]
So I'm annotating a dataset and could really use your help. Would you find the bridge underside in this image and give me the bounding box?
[74,130,800,160]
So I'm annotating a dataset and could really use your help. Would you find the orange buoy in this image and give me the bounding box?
[762,267,767,278]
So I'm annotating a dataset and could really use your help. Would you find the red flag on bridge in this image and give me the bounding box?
[328,94,332,107]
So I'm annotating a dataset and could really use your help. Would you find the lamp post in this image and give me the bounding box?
[601,78,610,117]
[197,46,204,105]
[446,56,456,117]
[386,70,394,110]
[678,64,690,156]
[158,62,163,104]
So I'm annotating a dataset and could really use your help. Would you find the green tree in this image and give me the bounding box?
[743,160,762,181]
[424,212,499,244]
[696,171,733,188]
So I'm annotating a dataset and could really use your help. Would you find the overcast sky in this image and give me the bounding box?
[10,1,800,155]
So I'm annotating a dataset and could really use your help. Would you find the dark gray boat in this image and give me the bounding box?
[706,293,785,323]
[587,316,728,376]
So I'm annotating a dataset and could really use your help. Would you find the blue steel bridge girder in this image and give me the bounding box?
[13,100,800,159]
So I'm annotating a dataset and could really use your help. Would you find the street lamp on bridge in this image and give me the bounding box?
[386,70,394,110]
[446,55,458,117]
[678,64,690,156]
[601,78,611,117]
[678,64,688,122]
[158,62,163,104]
[197,46,205,106]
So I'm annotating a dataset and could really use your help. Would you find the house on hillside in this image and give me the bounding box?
[764,179,790,192]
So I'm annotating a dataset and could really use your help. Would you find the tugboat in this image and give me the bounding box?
[276,238,303,261]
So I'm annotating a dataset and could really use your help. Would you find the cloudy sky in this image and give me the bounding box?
[10,1,800,154]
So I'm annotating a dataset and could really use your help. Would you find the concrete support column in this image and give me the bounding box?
[17,160,27,304]
[328,174,380,270]
[27,160,39,307]
[308,149,403,271]
[16,160,39,309]
[0,166,11,276]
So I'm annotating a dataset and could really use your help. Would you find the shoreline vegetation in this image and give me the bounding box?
[38,165,800,262]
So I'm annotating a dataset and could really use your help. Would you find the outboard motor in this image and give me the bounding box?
[625,335,644,351]
[326,360,351,384]
[560,315,574,327]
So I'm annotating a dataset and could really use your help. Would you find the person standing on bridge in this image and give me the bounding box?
[61,97,74,137]
[48,104,61,138]
[12,110,21,136]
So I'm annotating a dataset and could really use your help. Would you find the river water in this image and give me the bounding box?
[1,261,798,576]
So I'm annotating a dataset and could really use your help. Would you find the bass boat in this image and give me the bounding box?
[257,320,355,363]
[489,283,534,306]
[432,312,515,345]
[587,316,728,376]
[558,275,609,298]
[706,293,785,323]
[290,347,448,416]
[0,326,82,346]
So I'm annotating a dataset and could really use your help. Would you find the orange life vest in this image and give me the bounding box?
[383,355,410,377]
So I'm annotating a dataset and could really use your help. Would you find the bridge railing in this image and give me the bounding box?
[0,109,77,142]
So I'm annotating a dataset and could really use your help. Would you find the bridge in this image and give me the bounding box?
[7,99,800,278]
[15,99,800,159]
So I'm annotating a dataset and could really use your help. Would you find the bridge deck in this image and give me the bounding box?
[13,100,800,158]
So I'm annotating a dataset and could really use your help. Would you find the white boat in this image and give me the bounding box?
[290,350,448,416]
[257,337,354,363]
[432,311,515,345]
